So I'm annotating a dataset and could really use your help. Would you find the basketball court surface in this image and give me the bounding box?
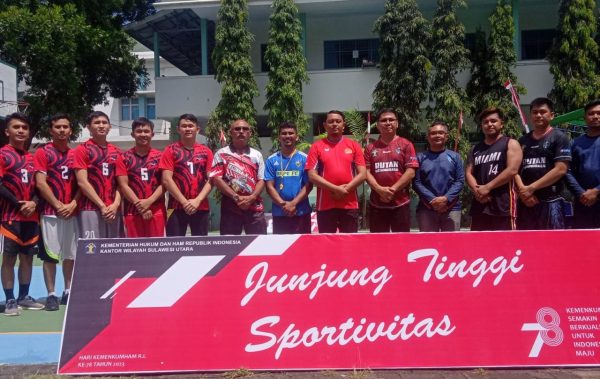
[0,266,65,364]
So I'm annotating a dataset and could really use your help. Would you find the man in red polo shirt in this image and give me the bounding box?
[365,108,419,232]
[306,110,366,233]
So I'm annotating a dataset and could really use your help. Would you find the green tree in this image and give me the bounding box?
[263,0,309,148]
[427,0,470,156]
[469,0,525,139]
[0,3,147,139]
[373,0,431,138]
[466,28,490,121]
[596,12,600,51]
[548,0,600,113]
[211,0,259,147]
[344,108,368,228]
[0,0,156,23]
[204,112,228,151]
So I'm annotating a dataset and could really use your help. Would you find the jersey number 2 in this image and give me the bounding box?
[61,165,69,180]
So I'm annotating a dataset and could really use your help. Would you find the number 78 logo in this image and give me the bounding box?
[521,307,563,357]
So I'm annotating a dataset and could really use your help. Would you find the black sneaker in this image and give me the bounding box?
[60,291,69,305]
[17,295,44,310]
[3,299,20,316]
[45,295,60,311]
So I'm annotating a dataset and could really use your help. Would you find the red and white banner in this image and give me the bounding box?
[59,231,600,375]
[504,79,530,133]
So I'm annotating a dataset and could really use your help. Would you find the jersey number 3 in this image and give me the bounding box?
[20,169,29,183]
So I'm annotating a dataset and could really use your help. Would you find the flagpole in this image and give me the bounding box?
[366,112,371,143]
[362,112,371,230]
[219,128,227,147]
[504,80,530,133]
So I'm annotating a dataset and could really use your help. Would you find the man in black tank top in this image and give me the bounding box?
[466,107,523,231]
[516,97,571,230]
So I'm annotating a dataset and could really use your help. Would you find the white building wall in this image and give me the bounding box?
[94,97,119,128]
[513,60,554,102]
[0,61,18,118]
[134,0,567,144]
[156,75,222,119]
[247,12,382,72]
[248,19,269,73]
[93,51,184,141]
[304,14,380,72]
[171,4,557,123]
[156,61,552,120]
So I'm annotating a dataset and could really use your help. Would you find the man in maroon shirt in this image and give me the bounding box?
[365,108,419,232]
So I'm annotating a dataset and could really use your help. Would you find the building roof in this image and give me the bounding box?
[125,9,213,76]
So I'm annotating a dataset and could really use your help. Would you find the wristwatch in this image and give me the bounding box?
[233,194,240,202]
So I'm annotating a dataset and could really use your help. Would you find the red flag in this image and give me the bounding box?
[454,110,463,152]
[504,80,530,133]
[219,128,227,147]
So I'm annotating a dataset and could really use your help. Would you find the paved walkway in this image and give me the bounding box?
[2,365,600,378]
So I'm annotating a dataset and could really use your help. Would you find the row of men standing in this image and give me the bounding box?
[1,97,599,315]
[467,98,599,231]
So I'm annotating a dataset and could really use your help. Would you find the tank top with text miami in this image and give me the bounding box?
[468,136,517,218]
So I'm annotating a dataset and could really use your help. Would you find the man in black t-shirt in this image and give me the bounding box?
[466,107,522,231]
[516,97,571,230]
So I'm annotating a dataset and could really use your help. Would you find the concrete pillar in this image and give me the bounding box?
[153,31,160,78]
[138,95,147,117]
[201,18,209,75]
